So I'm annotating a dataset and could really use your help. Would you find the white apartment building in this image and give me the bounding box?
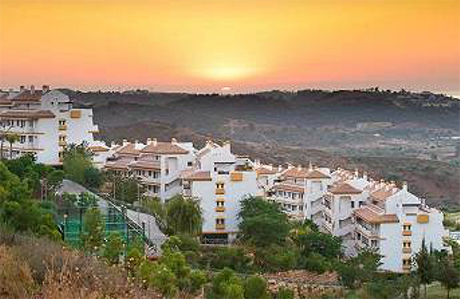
[352,181,448,272]
[258,164,449,272]
[103,138,195,200]
[98,137,449,271]
[0,85,99,165]
[258,163,331,221]
[181,141,259,244]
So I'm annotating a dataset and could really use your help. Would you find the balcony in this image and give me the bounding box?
[59,125,67,131]
[402,248,412,254]
[215,207,225,212]
[59,140,66,146]
[215,223,225,230]
[402,231,412,236]
[215,188,225,195]
[230,172,243,182]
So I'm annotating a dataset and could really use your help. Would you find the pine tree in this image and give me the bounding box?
[415,239,435,299]
[437,256,460,299]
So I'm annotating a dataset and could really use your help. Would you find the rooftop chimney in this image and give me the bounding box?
[30,85,35,94]
[152,138,158,146]
[308,162,313,171]
[171,138,177,145]
[355,169,359,178]
[19,85,25,92]
[268,163,273,170]
[278,165,283,172]
[402,181,408,191]
[297,165,302,171]
[42,85,50,93]
[206,139,213,148]
[363,172,368,181]
[122,139,128,146]
[255,159,261,166]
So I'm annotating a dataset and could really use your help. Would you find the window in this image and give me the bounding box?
[216,218,225,225]
[216,201,225,207]
[216,183,225,189]
[403,224,412,232]
[19,135,25,144]
[403,241,411,248]
[59,119,66,126]
[154,171,160,178]
[403,258,411,266]
[187,161,193,166]
[148,171,153,177]
[351,201,355,209]
[371,240,378,247]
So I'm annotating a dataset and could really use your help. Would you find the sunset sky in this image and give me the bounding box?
[0,0,459,94]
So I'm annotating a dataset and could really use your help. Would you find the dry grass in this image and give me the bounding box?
[0,229,162,299]
[0,245,36,299]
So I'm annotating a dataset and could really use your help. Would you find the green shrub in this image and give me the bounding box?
[244,275,269,299]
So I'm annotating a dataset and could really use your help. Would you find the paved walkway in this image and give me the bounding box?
[58,179,166,252]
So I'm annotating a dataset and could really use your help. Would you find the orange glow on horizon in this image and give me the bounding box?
[0,0,458,93]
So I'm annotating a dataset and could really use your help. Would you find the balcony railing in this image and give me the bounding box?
[402,231,412,236]
[215,224,225,230]
[59,140,66,146]
[215,188,225,195]
[59,125,67,131]
[215,207,225,212]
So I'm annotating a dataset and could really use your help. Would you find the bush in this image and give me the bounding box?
[303,252,330,274]
[276,287,294,299]
[244,275,269,299]
[206,246,253,273]
[255,244,298,273]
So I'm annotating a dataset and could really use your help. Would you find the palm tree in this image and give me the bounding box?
[5,133,19,159]
[166,195,203,236]
[142,195,203,236]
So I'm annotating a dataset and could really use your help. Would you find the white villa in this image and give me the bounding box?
[0,85,99,165]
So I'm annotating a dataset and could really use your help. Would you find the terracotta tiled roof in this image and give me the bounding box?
[104,157,133,170]
[256,167,279,175]
[116,143,141,156]
[11,90,43,102]
[370,188,395,201]
[141,142,189,155]
[272,183,304,193]
[0,110,55,119]
[282,168,308,178]
[305,169,331,179]
[182,171,212,181]
[354,206,399,224]
[130,155,161,170]
[330,182,362,194]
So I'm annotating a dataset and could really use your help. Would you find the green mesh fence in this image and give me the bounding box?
[57,202,148,251]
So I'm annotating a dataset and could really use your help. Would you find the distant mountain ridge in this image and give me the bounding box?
[63,88,460,207]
